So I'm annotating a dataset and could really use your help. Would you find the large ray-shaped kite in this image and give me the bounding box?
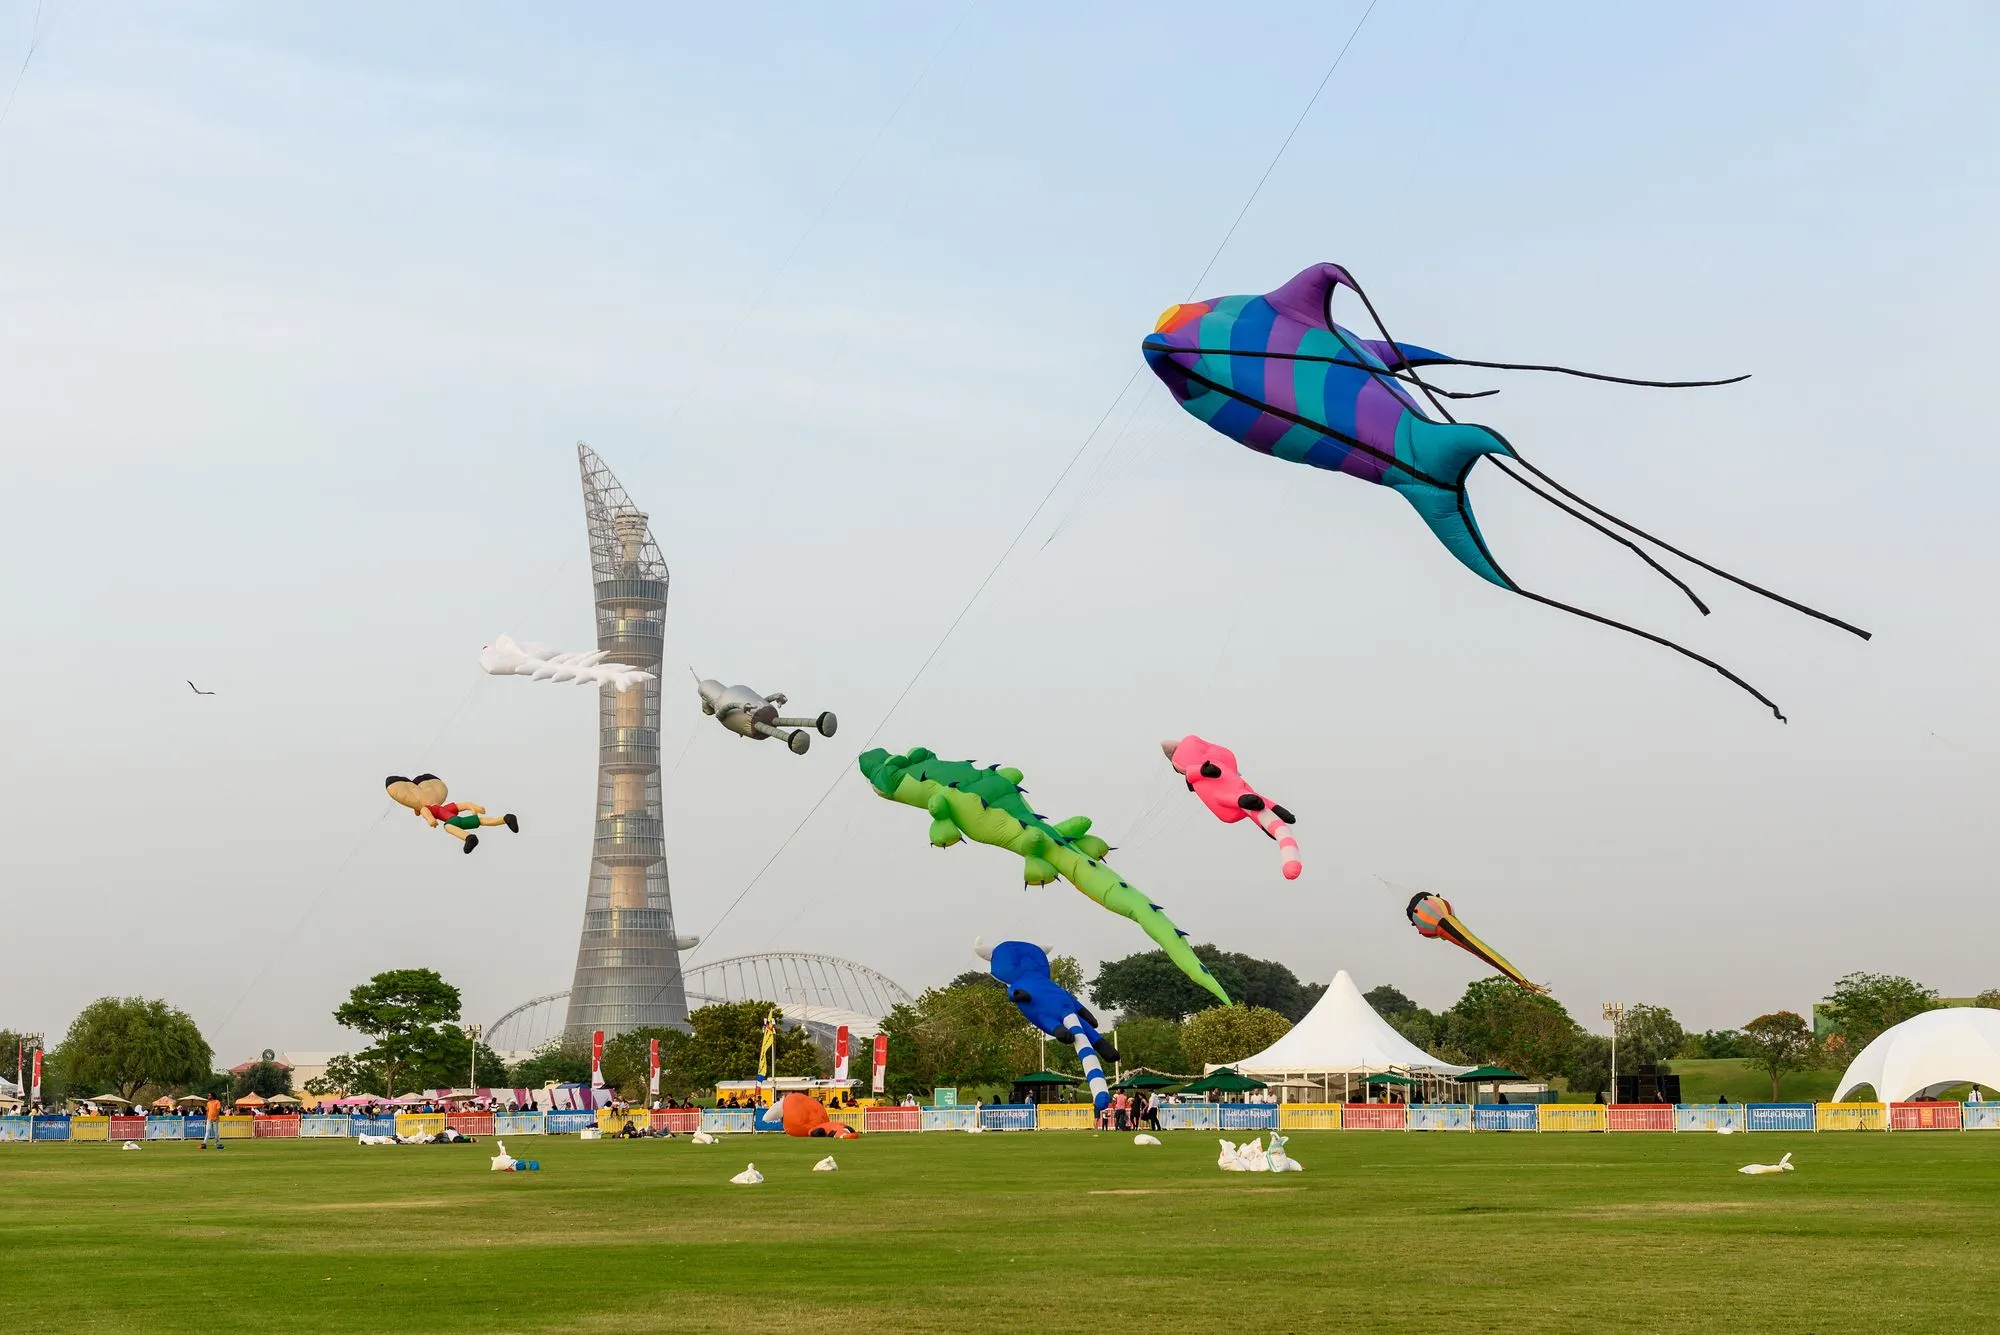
[1142,263,1869,719]
[859,747,1231,1005]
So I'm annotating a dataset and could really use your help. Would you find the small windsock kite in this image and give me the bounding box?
[1406,891,1544,993]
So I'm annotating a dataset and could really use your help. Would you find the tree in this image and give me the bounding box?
[52,997,213,1101]
[0,1030,45,1098]
[507,1038,592,1090]
[602,1027,690,1102]
[671,1002,822,1094]
[1618,1004,1686,1069]
[1092,946,1313,1022]
[230,1061,294,1100]
[1364,985,1418,1020]
[1679,1029,1747,1060]
[1820,972,1940,1051]
[1180,1005,1292,1069]
[879,985,1038,1098]
[1975,989,2000,1009]
[1741,1011,1818,1099]
[1109,1015,1188,1075]
[1441,978,1581,1080]
[331,968,463,1097]
[1564,1033,1612,1100]
[304,1053,383,1099]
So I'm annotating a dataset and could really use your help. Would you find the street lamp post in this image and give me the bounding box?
[1602,1003,1625,1103]
[462,1024,483,1091]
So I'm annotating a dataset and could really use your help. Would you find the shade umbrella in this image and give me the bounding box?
[264,1094,301,1106]
[390,1092,432,1106]
[1457,1065,1525,1102]
[176,1095,207,1105]
[233,1093,267,1108]
[90,1094,132,1106]
[1179,1068,1269,1096]
[1111,1072,1183,1091]
[1008,1071,1081,1104]
[151,1097,176,1110]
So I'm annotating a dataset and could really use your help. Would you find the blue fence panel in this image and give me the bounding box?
[979,1105,1036,1131]
[348,1115,396,1137]
[1155,1103,1220,1131]
[0,1116,30,1142]
[1964,1103,2000,1131]
[1408,1104,1473,1131]
[545,1110,598,1134]
[1747,1103,1816,1132]
[299,1115,349,1138]
[31,1116,70,1141]
[1473,1104,1539,1131]
[1675,1104,1748,1133]
[143,1118,187,1140]
[699,1109,756,1135]
[494,1113,545,1136]
[1219,1103,1279,1131]
[921,1108,979,1132]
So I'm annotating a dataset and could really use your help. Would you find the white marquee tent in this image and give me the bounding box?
[1232,968,1472,1103]
[1833,1006,2000,1103]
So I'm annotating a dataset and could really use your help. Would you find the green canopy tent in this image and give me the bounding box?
[1111,1071,1183,1091]
[1457,1065,1525,1103]
[1357,1072,1416,1104]
[1009,1070,1081,1105]
[1179,1068,1269,1100]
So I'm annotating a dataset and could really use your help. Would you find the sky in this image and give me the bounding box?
[2,1,1997,1062]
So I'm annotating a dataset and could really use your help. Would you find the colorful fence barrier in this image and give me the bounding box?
[350,1115,396,1137]
[1608,1104,1674,1132]
[1747,1103,1816,1132]
[447,1113,496,1137]
[0,1117,30,1142]
[219,1115,256,1140]
[1406,1103,1471,1131]
[32,1116,70,1141]
[1034,1103,1094,1131]
[252,1117,300,1139]
[69,1116,109,1142]
[1539,1104,1608,1133]
[1964,1103,2000,1131]
[654,1109,701,1134]
[1675,1104,1747,1133]
[145,1118,187,1140]
[861,1106,920,1133]
[1341,1104,1405,1131]
[494,1112,545,1136]
[980,1105,1036,1131]
[1889,1102,1961,1131]
[1278,1104,1344,1131]
[1816,1102,1886,1132]
[394,1113,445,1139]
[1155,1103,1219,1131]
[300,1116,349,1137]
[1219,1104,1280,1131]
[921,1108,979,1132]
[699,1109,755,1135]
[545,1110,597,1134]
[107,1116,147,1141]
[1473,1104,1538,1132]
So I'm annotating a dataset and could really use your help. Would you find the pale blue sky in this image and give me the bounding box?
[3,1,1996,1058]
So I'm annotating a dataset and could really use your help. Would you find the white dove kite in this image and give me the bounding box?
[480,635,655,692]
[1738,1152,1794,1175]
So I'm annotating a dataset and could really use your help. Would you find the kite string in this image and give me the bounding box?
[0,0,50,137]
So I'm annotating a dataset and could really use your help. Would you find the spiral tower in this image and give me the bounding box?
[562,443,694,1040]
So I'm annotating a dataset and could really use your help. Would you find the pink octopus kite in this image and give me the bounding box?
[1162,735,1301,880]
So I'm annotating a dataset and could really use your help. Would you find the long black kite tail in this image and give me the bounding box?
[1509,456,1871,641]
[1489,458,1711,617]
[1509,585,1788,722]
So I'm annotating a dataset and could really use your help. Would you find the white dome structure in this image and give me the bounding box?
[1832,1007,2000,1103]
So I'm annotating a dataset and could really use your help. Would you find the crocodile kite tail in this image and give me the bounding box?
[1118,888,1232,1006]
[1064,1011,1111,1113]
[1249,806,1302,880]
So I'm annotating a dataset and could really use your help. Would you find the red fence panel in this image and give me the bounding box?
[651,1109,701,1134]
[446,1113,495,1136]
[107,1117,147,1141]
[252,1116,300,1139]
[862,1106,920,1133]
[1608,1104,1675,1132]
[1890,1102,1962,1131]
[1341,1103,1407,1130]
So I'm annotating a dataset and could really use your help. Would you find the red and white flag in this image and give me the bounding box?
[648,1037,661,1100]
[590,1030,605,1089]
[833,1026,850,1083]
[30,1049,42,1105]
[870,1033,888,1095]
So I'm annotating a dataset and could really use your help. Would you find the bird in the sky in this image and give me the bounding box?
[187,681,214,695]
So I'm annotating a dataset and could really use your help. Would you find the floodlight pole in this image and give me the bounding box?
[1602,1003,1625,1102]
[463,1024,482,1092]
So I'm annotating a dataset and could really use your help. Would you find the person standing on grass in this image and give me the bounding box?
[202,1095,223,1150]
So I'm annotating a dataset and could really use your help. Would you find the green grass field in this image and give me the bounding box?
[6,1130,1997,1332]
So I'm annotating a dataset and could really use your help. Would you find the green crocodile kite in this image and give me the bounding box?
[858,746,1231,1005]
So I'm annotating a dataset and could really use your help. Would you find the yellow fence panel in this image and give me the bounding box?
[1035,1103,1095,1130]
[1278,1104,1344,1131]
[395,1113,446,1139]
[1816,1102,1886,1131]
[219,1115,257,1140]
[1538,1104,1607,1132]
[597,1109,645,1132]
[828,1109,864,1133]
[68,1116,109,1142]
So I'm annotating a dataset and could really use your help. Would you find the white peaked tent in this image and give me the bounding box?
[1834,1007,2000,1103]
[1232,969,1472,1103]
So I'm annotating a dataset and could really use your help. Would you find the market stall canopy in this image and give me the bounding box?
[264,1094,301,1105]
[1457,1066,1525,1082]
[1180,1068,1268,1095]
[89,1094,132,1105]
[233,1093,267,1107]
[1234,969,1472,1079]
[1834,1007,2000,1103]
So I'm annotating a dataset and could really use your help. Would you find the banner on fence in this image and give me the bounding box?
[1340,1104,1403,1131]
[1219,1103,1280,1131]
[866,1106,922,1133]
[1473,1104,1538,1132]
[1278,1104,1344,1131]
[69,1116,109,1142]
[394,1113,445,1139]
[545,1110,596,1135]
[1889,1102,1961,1131]
[254,1117,301,1139]
[494,1112,546,1136]
[1816,1102,1886,1132]
[0,1116,30,1142]
[300,1115,349,1138]
[1156,1103,1219,1132]
[1034,1103,1093,1131]
[349,1115,396,1137]
[652,1109,700,1135]
[1746,1103,1816,1132]
[1675,1104,1747,1133]
[1408,1104,1473,1131]
[1538,1104,1607,1133]
[145,1118,187,1140]
[698,1108,755,1135]
[1608,1104,1674,1132]
[108,1116,147,1141]
[921,1108,979,1132]
[31,1115,68,1141]
[979,1105,1036,1131]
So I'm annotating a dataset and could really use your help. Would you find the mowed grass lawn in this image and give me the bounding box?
[5,1129,1997,1333]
